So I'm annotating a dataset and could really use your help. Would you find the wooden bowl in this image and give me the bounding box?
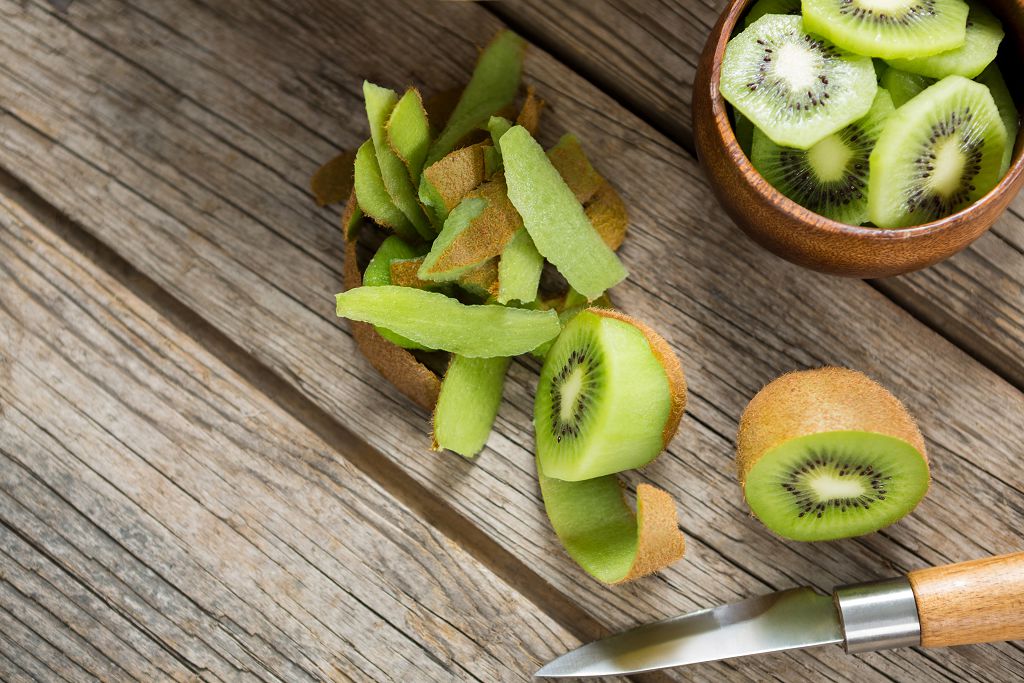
[692,0,1024,278]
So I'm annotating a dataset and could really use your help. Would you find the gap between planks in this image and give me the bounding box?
[482,1,1024,397]
[0,168,662,680]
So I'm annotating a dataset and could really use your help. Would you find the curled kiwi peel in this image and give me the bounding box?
[501,126,627,301]
[340,189,363,242]
[363,236,431,350]
[433,355,511,457]
[386,87,431,183]
[546,133,604,204]
[585,182,629,251]
[497,228,544,305]
[354,140,420,242]
[419,141,491,226]
[516,85,544,135]
[311,148,357,207]
[737,367,929,541]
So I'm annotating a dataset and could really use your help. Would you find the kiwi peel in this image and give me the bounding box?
[737,367,929,541]
[386,88,431,183]
[341,189,363,242]
[433,355,511,457]
[353,139,421,242]
[419,141,491,226]
[501,125,628,300]
[497,228,543,305]
[546,133,605,204]
[311,149,357,207]
[584,182,629,250]
[456,258,501,299]
[515,85,544,135]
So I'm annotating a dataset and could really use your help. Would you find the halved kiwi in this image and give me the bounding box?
[737,368,929,541]
[535,309,685,481]
[720,15,877,149]
[802,0,970,60]
[869,75,1006,228]
[751,88,894,225]
[886,3,1003,79]
[976,64,1019,175]
[432,355,510,457]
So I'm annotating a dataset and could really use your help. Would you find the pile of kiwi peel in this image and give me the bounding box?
[721,0,1019,228]
[323,31,689,583]
[737,368,930,541]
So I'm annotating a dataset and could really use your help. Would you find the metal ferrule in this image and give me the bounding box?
[833,577,921,654]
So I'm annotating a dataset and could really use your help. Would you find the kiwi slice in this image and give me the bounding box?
[363,81,433,239]
[432,355,510,457]
[744,0,801,26]
[751,88,895,225]
[419,141,490,226]
[737,368,930,542]
[976,64,1019,175]
[497,229,543,305]
[386,88,431,183]
[363,236,431,350]
[733,110,755,157]
[720,15,877,150]
[335,285,560,357]
[886,3,1002,79]
[501,126,628,300]
[869,75,1006,228]
[802,0,969,60]
[535,309,685,481]
[353,140,420,242]
[880,68,935,107]
[426,30,526,166]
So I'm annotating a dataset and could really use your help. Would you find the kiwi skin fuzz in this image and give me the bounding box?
[737,367,927,485]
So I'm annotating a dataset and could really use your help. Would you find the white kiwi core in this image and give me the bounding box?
[774,43,818,91]
[808,135,853,182]
[928,138,967,197]
[852,0,914,12]
[559,366,586,423]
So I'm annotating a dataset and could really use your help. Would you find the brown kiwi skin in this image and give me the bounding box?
[736,367,927,484]
[587,308,687,448]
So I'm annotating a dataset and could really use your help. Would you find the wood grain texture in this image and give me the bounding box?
[0,190,580,680]
[0,0,1022,680]
[496,0,1024,383]
[909,553,1024,648]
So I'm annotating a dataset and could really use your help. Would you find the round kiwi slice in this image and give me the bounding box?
[802,0,970,60]
[751,88,895,225]
[869,75,1006,228]
[975,64,1019,176]
[720,15,877,150]
[886,3,1003,79]
[535,309,686,482]
[737,368,929,542]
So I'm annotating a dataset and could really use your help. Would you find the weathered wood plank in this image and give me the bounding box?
[0,0,1021,679]
[495,0,1024,388]
[0,191,580,680]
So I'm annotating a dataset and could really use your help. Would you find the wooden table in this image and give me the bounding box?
[1,0,1022,680]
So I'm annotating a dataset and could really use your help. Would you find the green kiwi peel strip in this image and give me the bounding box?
[433,355,511,457]
[336,285,560,357]
[387,88,431,183]
[418,197,489,281]
[364,81,433,239]
[497,228,543,305]
[419,142,490,226]
[363,236,431,350]
[500,125,627,300]
[539,468,686,584]
[426,30,526,166]
[353,139,420,242]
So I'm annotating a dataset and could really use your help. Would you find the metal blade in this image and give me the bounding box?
[535,587,843,678]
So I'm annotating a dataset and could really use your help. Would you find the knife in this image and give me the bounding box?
[537,552,1024,678]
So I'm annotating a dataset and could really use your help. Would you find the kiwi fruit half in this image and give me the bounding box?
[886,3,1003,79]
[752,88,894,225]
[737,368,929,542]
[975,64,1019,175]
[869,75,1006,228]
[880,67,935,107]
[744,0,801,27]
[720,15,877,150]
[802,0,969,60]
[535,309,685,481]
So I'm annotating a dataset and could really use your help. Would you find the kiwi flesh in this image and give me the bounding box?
[432,355,510,457]
[802,0,970,60]
[497,228,544,305]
[386,88,431,183]
[869,75,1006,228]
[744,0,801,27]
[751,88,894,225]
[335,285,561,358]
[880,68,935,107]
[363,236,431,350]
[720,15,877,150]
[501,125,627,300]
[976,64,1019,175]
[353,139,420,242]
[886,3,1003,79]
[535,309,685,481]
[737,367,929,542]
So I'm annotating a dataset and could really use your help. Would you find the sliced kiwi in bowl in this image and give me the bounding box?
[720,15,878,150]
[535,308,686,482]
[737,367,929,542]
[885,2,1003,79]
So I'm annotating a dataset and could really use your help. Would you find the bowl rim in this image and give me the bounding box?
[708,0,1024,241]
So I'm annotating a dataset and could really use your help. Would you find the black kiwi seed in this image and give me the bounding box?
[778,449,892,513]
[548,345,598,443]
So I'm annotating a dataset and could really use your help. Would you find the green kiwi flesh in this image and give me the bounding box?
[353,140,419,242]
[362,236,431,350]
[802,0,970,60]
[751,88,894,225]
[744,0,801,27]
[976,64,1019,175]
[720,15,877,149]
[743,431,930,541]
[535,310,671,481]
[433,355,510,457]
[880,68,935,107]
[386,88,431,183]
[869,75,1006,228]
[335,285,560,357]
[497,228,544,305]
[886,3,1003,79]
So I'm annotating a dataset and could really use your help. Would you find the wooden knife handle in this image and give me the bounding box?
[908,552,1024,648]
